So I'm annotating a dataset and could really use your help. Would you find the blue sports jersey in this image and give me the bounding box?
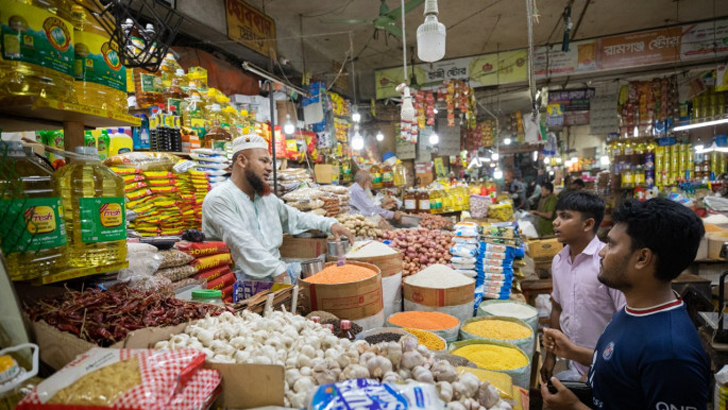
[587,299,709,410]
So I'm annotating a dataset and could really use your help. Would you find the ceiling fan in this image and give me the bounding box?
[320,0,424,38]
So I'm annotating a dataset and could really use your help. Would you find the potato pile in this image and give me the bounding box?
[380,228,453,277]
[336,214,384,239]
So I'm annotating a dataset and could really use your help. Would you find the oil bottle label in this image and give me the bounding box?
[73,30,126,92]
[382,171,394,183]
[79,197,125,243]
[139,73,162,93]
[0,197,67,254]
[0,0,75,76]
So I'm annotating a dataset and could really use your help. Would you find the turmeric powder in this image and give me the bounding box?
[305,264,376,284]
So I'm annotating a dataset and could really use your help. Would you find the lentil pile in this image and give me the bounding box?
[404,328,446,351]
[364,332,405,344]
[305,264,376,284]
[481,302,536,320]
[452,344,528,371]
[404,264,474,288]
[463,319,531,340]
[387,311,459,330]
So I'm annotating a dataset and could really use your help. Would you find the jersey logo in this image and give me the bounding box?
[602,342,615,361]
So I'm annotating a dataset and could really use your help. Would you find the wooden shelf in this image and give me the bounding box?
[0,96,141,132]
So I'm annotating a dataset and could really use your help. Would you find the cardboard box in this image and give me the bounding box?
[526,238,563,260]
[279,235,328,259]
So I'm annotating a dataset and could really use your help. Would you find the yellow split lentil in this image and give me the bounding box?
[452,344,528,371]
[404,328,446,351]
[463,319,531,340]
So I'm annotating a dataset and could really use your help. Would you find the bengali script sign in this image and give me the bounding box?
[598,28,681,70]
[680,19,728,60]
[226,0,276,57]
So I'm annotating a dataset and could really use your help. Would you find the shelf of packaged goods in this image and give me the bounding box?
[32,260,129,286]
[0,97,141,133]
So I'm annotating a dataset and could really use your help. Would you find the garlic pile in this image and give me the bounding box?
[154,310,511,409]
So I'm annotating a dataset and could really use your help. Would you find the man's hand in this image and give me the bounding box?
[544,328,574,358]
[331,223,354,245]
[540,376,590,410]
[530,210,539,216]
[392,211,403,223]
[541,352,556,382]
[382,198,397,210]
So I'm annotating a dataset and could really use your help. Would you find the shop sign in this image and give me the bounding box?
[225,0,276,57]
[548,88,594,126]
[419,57,471,82]
[546,103,564,127]
[534,40,597,79]
[680,19,728,60]
[375,66,407,99]
[598,27,681,70]
[497,50,528,84]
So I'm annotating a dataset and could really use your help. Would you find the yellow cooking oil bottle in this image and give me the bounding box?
[0,140,67,280]
[0,0,76,103]
[56,146,126,268]
[71,1,127,112]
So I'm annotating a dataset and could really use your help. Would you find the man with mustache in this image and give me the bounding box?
[541,198,709,409]
[202,135,353,283]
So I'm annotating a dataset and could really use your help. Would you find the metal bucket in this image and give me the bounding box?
[327,238,351,257]
[300,258,326,279]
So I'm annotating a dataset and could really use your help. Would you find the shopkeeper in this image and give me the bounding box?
[349,170,402,223]
[530,182,558,237]
[202,134,354,283]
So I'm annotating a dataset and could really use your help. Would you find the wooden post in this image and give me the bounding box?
[63,121,85,152]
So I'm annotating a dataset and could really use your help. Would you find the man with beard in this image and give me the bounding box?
[202,135,353,283]
[541,198,709,410]
[349,170,402,223]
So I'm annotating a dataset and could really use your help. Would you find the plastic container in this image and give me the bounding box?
[459,316,535,357]
[0,0,76,103]
[56,146,127,268]
[71,2,127,112]
[0,141,67,280]
[191,289,223,306]
[108,128,133,156]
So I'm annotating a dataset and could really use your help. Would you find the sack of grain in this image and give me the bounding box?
[459,316,535,357]
[403,264,475,324]
[300,261,384,331]
[449,339,531,389]
[477,300,539,333]
[341,241,403,318]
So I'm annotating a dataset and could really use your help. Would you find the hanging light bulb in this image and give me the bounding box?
[600,155,610,166]
[352,109,361,123]
[571,156,578,163]
[400,88,416,122]
[543,156,550,164]
[429,132,439,145]
[351,131,364,150]
[491,152,499,161]
[283,113,295,135]
[555,157,562,164]
[493,168,504,180]
[376,131,384,141]
[532,150,538,161]
[504,137,512,145]
[417,0,446,62]
[433,108,439,114]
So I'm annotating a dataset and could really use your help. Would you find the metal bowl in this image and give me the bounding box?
[327,238,351,257]
[300,258,326,279]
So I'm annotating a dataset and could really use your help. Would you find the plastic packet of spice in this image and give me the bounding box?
[307,379,444,410]
[17,348,215,409]
[450,243,478,258]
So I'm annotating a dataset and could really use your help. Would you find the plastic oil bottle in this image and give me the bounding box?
[56,146,126,268]
[0,140,68,280]
[0,0,77,103]
[71,2,127,112]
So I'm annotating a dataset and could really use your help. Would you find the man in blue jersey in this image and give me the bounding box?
[541,198,709,410]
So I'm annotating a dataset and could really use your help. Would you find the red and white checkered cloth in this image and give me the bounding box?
[18,348,220,409]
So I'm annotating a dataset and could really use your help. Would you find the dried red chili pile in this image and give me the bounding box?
[26,283,231,346]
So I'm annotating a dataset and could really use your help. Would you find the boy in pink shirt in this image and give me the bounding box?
[541,191,625,381]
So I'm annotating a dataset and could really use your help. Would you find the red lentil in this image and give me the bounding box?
[305,264,376,284]
[388,311,459,330]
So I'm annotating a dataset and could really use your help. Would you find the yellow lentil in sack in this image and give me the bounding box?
[462,319,530,340]
[452,344,528,371]
[404,328,446,351]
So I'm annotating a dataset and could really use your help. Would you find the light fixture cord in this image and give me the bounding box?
[525,0,537,115]
[402,0,408,82]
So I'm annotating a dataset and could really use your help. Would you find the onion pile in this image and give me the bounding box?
[418,213,454,230]
[381,228,453,277]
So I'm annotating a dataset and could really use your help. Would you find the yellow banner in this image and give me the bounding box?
[374,67,407,99]
[225,0,276,57]
[497,49,527,84]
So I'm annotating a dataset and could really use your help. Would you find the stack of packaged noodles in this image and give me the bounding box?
[178,241,236,303]
[175,169,210,231]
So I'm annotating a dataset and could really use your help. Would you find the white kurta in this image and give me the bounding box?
[202,180,337,279]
